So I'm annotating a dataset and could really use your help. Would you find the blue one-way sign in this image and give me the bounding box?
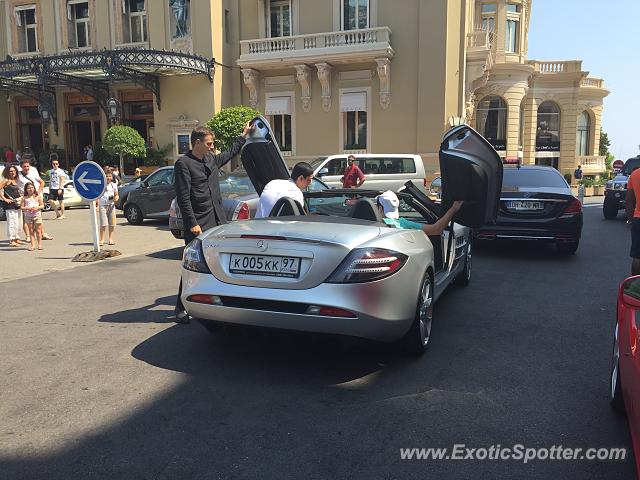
[73,161,106,201]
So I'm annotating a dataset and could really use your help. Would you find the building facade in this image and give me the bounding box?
[0,0,242,171]
[236,0,609,178]
[0,0,609,179]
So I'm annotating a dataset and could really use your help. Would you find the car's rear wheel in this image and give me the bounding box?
[455,240,472,286]
[556,240,579,255]
[610,325,625,413]
[400,273,433,356]
[42,193,52,212]
[603,198,619,220]
[125,204,143,225]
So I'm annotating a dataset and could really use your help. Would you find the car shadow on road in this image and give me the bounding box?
[475,239,576,262]
[99,295,177,324]
[146,246,183,260]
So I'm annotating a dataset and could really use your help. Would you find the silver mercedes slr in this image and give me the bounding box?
[180,117,503,355]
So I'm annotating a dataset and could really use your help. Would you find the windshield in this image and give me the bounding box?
[623,157,640,176]
[309,157,328,171]
[502,168,568,189]
[220,173,256,197]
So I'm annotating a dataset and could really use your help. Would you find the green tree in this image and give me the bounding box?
[599,131,611,157]
[102,125,146,175]
[206,105,261,152]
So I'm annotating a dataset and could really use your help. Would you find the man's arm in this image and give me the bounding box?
[210,136,246,170]
[356,167,365,187]
[626,187,636,221]
[36,174,44,194]
[421,201,463,236]
[174,161,198,232]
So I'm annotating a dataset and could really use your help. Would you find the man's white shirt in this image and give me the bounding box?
[49,168,67,189]
[17,167,43,192]
[255,179,303,218]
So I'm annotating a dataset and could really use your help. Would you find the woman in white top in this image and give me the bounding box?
[96,172,119,245]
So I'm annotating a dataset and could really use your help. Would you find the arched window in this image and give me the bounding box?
[476,96,507,150]
[536,101,560,152]
[576,111,590,156]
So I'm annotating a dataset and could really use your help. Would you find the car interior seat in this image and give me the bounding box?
[349,198,385,222]
[268,196,306,217]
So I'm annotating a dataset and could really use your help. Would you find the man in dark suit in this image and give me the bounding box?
[173,123,252,323]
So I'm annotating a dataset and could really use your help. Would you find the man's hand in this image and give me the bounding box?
[242,121,254,138]
[452,200,464,212]
[190,225,202,235]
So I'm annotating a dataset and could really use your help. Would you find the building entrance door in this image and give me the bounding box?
[66,99,101,167]
[16,100,45,164]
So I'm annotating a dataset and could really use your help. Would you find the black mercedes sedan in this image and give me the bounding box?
[474,165,583,254]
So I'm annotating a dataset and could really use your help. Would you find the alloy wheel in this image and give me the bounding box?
[418,277,433,347]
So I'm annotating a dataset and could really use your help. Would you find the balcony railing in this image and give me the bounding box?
[577,155,606,172]
[467,29,495,49]
[528,60,583,73]
[238,27,393,66]
[580,77,604,88]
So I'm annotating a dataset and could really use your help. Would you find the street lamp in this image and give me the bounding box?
[38,103,50,125]
[107,97,120,124]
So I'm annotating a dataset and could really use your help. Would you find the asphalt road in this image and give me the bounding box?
[0,205,636,479]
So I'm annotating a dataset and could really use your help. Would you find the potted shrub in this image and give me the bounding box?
[564,173,573,186]
[580,177,594,196]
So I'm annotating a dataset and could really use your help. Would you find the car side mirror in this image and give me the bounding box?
[620,277,640,309]
[317,167,328,177]
[429,177,442,197]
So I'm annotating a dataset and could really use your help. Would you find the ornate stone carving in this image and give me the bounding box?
[295,64,311,113]
[376,58,391,109]
[315,62,332,112]
[242,68,260,109]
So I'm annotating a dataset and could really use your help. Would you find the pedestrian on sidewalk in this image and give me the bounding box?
[173,122,253,323]
[16,159,54,241]
[96,171,119,246]
[47,156,67,219]
[21,181,44,251]
[574,165,583,183]
[0,165,24,246]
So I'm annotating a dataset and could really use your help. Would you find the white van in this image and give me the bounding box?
[310,154,426,192]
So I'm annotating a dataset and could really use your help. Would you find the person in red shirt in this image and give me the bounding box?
[4,147,15,164]
[340,155,365,188]
[626,166,640,275]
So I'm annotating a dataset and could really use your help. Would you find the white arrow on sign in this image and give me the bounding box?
[77,170,102,191]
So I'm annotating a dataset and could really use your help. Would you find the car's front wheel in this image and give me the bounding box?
[125,204,144,225]
[603,198,619,220]
[42,193,52,212]
[400,273,433,356]
[610,324,625,413]
[455,240,472,286]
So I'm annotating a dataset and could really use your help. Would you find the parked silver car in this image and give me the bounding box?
[179,117,502,355]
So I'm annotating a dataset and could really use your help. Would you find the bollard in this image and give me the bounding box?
[577,184,585,204]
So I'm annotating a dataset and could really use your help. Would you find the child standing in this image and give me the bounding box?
[21,181,43,251]
[96,172,119,246]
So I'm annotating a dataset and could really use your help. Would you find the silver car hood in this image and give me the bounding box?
[200,218,388,290]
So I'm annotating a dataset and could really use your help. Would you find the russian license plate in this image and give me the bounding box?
[506,200,544,210]
[229,254,301,278]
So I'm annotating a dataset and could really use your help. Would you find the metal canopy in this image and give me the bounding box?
[0,48,214,128]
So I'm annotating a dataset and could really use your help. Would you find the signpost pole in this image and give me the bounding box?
[90,200,100,253]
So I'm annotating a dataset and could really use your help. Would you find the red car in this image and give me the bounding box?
[611,276,640,477]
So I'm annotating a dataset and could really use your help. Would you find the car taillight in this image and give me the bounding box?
[326,248,408,284]
[564,197,582,215]
[235,201,250,220]
[182,238,211,274]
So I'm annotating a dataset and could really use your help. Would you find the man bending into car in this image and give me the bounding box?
[255,162,314,218]
[376,190,463,236]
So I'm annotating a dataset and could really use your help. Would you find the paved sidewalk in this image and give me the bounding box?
[0,207,183,283]
[583,195,604,205]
